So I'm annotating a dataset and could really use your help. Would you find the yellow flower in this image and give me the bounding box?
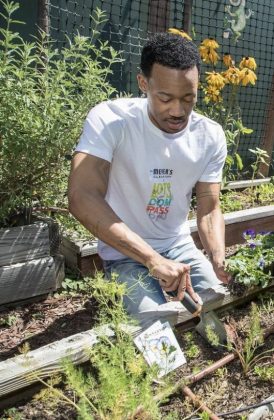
[240,68,257,86]
[222,66,241,85]
[167,28,192,40]
[200,38,219,49]
[205,71,226,89]
[204,86,222,103]
[199,46,220,65]
[239,56,257,70]
[223,53,234,68]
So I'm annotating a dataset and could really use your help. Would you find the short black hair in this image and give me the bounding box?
[140,32,201,78]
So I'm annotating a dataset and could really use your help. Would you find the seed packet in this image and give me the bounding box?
[134,320,186,377]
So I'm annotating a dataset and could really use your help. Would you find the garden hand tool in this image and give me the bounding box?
[175,291,228,347]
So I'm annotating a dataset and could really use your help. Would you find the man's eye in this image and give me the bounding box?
[160,98,170,103]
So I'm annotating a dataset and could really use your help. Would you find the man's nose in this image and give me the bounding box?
[169,101,185,118]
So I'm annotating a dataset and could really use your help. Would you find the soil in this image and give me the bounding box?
[0,271,274,419]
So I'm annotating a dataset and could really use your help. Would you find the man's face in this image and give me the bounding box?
[137,63,199,134]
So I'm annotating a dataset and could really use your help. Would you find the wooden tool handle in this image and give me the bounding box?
[167,290,202,317]
[181,292,202,317]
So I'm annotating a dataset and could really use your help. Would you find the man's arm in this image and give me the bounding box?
[68,152,198,301]
[195,181,229,283]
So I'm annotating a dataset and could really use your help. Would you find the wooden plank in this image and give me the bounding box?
[60,205,274,269]
[192,215,274,249]
[182,0,192,34]
[259,74,274,177]
[77,254,103,277]
[190,206,274,249]
[0,257,57,305]
[0,223,49,267]
[148,0,170,33]
[54,254,65,289]
[32,215,61,256]
[224,178,271,190]
[60,236,100,276]
[0,325,114,398]
[0,281,273,398]
[60,236,97,257]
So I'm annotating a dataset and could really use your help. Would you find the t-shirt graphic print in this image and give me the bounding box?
[146,168,174,221]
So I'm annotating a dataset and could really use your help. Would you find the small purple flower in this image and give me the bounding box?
[243,229,256,239]
[249,242,257,249]
[259,231,268,236]
[258,257,265,268]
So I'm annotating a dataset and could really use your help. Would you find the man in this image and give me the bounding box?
[68,32,229,318]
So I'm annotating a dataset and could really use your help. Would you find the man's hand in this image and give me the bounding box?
[146,256,199,302]
[211,260,231,284]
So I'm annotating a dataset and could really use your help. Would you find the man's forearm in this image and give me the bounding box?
[68,189,158,267]
[197,207,225,265]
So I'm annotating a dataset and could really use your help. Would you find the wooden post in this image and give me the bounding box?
[182,0,192,35]
[259,74,274,177]
[37,0,49,34]
[148,0,170,33]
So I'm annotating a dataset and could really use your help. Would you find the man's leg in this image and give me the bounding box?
[163,241,222,293]
[103,258,167,317]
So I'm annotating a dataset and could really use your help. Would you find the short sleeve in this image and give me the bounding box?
[198,125,227,183]
[75,101,123,162]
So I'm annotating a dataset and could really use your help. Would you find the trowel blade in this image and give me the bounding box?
[195,310,227,347]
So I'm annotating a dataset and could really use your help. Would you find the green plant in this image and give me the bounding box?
[258,292,274,315]
[199,411,210,420]
[251,181,274,205]
[0,0,122,227]
[220,190,245,213]
[0,313,18,327]
[33,272,168,419]
[254,365,274,382]
[55,213,95,241]
[184,331,200,359]
[60,277,93,296]
[206,303,274,376]
[1,407,22,420]
[226,231,274,290]
[249,147,269,180]
[215,366,228,379]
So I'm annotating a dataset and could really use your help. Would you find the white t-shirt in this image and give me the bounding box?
[76,98,227,260]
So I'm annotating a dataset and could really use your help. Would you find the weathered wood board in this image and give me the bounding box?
[224,178,271,190]
[60,205,274,275]
[0,223,49,267]
[0,281,273,399]
[31,215,61,256]
[190,205,274,249]
[0,256,64,306]
[60,236,102,276]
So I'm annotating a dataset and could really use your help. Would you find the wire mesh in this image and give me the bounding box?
[47,0,274,175]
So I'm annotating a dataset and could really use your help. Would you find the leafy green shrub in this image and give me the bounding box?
[0,0,121,227]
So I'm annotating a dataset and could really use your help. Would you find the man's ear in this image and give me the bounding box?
[137,73,148,94]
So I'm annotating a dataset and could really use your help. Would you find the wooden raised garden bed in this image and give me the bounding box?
[60,204,274,277]
[0,220,65,307]
[0,280,273,409]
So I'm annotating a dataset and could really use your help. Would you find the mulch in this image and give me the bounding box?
[0,259,274,418]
